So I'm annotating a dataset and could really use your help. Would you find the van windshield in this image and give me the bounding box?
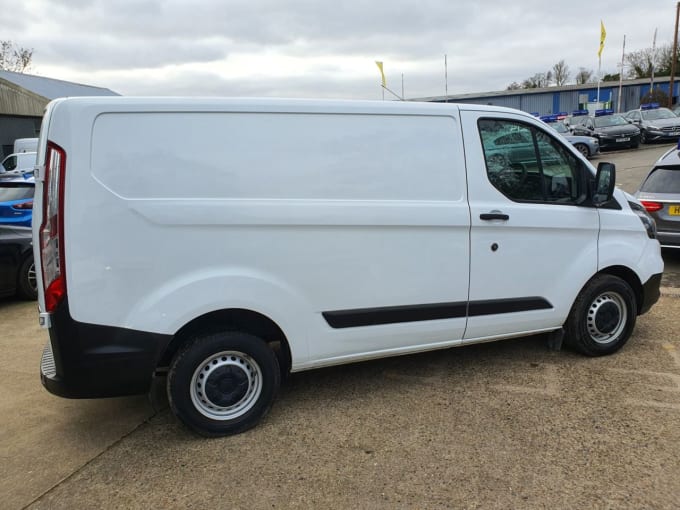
[2,156,17,171]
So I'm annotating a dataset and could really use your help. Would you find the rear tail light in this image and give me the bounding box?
[13,201,33,210]
[640,200,663,213]
[40,142,67,313]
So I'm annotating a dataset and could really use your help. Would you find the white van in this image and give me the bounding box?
[33,98,663,436]
[14,137,39,154]
[1,151,37,176]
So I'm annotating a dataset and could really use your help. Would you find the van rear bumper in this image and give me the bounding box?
[40,300,173,398]
[639,273,663,316]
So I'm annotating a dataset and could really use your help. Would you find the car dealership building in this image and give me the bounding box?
[414,76,678,117]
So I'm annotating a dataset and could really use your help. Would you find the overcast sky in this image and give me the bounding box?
[3,0,679,100]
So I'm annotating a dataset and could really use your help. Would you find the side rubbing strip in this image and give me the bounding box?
[467,297,552,317]
[323,297,552,329]
[323,302,467,329]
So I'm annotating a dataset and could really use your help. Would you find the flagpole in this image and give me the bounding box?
[597,20,606,107]
[617,35,626,113]
[651,27,657,91]
[670,2,680,108]
[381,85,404,101]
[597,57,601,106]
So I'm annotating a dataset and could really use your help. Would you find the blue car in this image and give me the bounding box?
[0,175,35,227]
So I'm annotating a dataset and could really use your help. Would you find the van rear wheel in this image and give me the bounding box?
[564,274,637,356]
[167,331,280,437]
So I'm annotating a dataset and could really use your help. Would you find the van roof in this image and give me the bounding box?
[48,96,529,118]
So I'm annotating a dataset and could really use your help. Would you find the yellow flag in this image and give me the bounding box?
[375,61,386,87]
[598,20,607,58]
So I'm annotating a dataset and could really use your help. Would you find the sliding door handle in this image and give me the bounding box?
[480,212,509,221]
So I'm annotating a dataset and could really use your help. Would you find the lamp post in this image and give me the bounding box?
[669,2,680,108]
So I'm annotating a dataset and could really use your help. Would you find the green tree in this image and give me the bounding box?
[640,88,670,105]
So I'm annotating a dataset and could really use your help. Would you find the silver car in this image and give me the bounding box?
[625,106,680,144]
[549,121,600,158]
[634,144,680,249]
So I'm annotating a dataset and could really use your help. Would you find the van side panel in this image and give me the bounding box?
[65,110,470,368]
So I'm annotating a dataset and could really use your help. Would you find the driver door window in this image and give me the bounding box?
[479,119,584,204]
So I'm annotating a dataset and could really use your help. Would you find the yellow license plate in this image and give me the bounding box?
[670,205,680,216]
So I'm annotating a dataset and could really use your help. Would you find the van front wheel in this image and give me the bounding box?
[565,274,637,356]
[168,331,280,437]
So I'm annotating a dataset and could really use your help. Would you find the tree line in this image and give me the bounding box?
[506,42,680,90]
[0,40,33,73]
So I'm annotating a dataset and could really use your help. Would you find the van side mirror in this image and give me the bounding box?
[593,162,616,206]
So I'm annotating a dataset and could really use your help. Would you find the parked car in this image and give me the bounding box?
[570,112,641,150]
[546,120,600,158]
[634,143,680,249]
[0,226,37,300]
[0,176,35,227]
[624,105,680,144]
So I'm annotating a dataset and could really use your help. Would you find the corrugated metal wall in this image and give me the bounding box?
[432,80,680,116]
[0,80,47,117]
[0,115,42,157]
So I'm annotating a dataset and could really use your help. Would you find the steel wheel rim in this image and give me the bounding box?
[28,263,37,291]
[587,291,627,344]
[576,144,588,158]
[190,350,262,420]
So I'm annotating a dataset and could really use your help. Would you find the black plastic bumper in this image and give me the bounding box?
[40,299,173,398]
[639,273,663,315]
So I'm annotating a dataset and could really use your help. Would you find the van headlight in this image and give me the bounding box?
[628,201,657,239]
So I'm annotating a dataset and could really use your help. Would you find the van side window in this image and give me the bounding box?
[478,119,583,204]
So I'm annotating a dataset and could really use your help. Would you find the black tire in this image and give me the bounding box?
[167,331,280,437]
[564,274,637,356]
[16,254,38,300]
[640,130,648,144]
[574,143,589,158]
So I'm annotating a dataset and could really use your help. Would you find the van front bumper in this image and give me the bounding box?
[40,299,173,398]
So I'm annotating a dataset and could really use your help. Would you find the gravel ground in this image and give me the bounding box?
[24,296,680,510]
[5,143,680,509]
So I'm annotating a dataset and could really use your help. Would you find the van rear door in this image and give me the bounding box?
[460,109,599,340]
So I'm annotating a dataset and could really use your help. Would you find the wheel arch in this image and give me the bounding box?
[159,308,292,377]
[598,265,643,315]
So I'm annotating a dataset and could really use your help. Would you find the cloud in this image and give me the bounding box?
[3,0,678,99]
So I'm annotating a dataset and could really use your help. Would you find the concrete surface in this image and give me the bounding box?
[1,143,679,509]
[0,299,155,509]
[2,297,679,509]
